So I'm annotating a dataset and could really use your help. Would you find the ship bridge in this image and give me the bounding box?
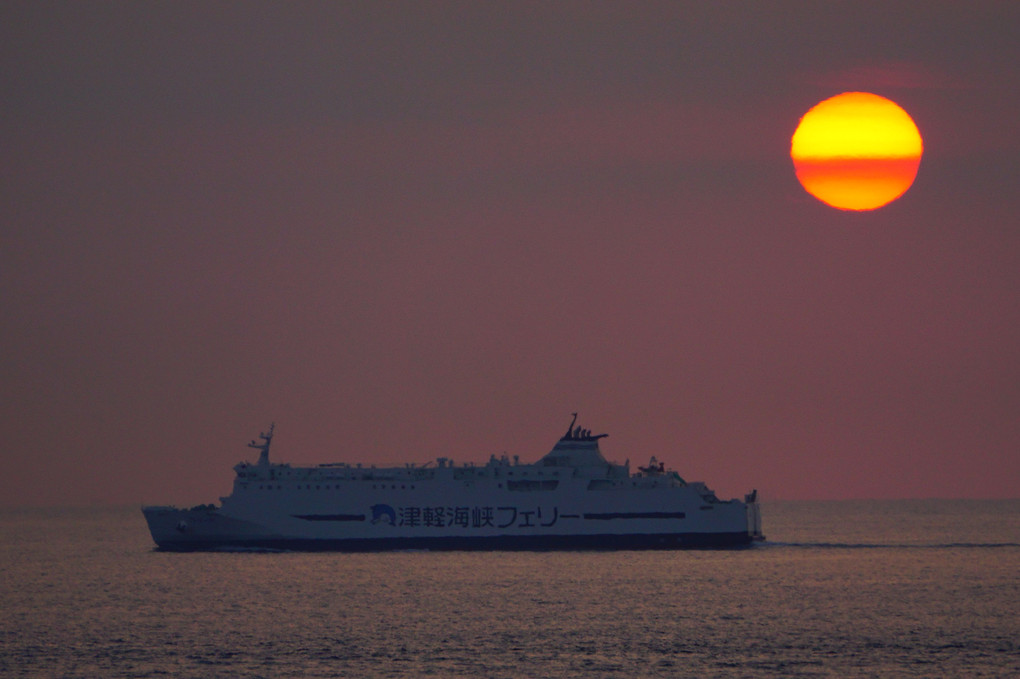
[538,415,618,470]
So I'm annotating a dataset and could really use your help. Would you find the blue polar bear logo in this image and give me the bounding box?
[370,504,397,526]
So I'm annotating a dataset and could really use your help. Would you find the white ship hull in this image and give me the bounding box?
[143,419,764,551]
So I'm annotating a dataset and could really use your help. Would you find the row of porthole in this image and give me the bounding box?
[256,484,359,491]
[258,479,648,490]
[255,483,436,491]
[259,469,562,483]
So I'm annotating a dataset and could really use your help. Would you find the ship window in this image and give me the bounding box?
[508,480,559,492]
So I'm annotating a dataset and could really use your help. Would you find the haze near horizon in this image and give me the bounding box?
[2,2,1018,507]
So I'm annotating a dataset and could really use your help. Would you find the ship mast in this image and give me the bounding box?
[248,423,275,465]
[560,413,608,442]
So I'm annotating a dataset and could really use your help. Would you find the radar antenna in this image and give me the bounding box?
[560,414,608,441]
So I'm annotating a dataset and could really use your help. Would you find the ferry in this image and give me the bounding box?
[142,415,764,550]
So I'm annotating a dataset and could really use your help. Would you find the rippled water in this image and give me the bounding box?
[2,500,1018,677]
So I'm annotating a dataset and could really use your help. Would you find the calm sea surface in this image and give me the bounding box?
[1,500,1018,678]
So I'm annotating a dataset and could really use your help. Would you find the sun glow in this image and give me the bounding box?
[791,92,923,211]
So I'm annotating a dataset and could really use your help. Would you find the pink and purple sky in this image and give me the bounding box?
[2,2,1018,506]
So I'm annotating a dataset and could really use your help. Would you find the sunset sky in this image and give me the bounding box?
[2,2,1018,506]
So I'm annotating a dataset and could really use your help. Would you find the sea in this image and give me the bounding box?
[1,500,1017,678]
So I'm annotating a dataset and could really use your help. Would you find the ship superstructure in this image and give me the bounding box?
[143,416,764,550]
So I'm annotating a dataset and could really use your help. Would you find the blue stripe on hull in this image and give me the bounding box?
[152,532,754,552]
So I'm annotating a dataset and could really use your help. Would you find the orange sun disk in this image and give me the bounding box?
[791,92,923,211]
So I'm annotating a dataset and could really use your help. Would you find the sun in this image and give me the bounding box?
[791,92,923,211]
